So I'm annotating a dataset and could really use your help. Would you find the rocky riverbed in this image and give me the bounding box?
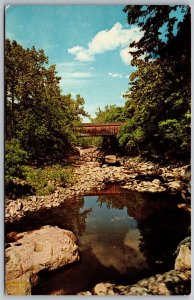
[5,154,190,224]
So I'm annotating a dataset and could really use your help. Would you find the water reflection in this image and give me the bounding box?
[6,197,92,236]
[78,196,147,274]
[6,186,190,295]
[96,191,190,273]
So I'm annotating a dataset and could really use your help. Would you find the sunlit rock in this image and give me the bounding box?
[165,181,182,193]
[88,269,191,296]
[5,225,79,295]
[94,283,115,296]
[105,155,117,164]
[175,237,191,271]
[175,245,191,271]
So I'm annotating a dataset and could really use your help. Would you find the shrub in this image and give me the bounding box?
[5,139,28,183]
[23,164,73,195]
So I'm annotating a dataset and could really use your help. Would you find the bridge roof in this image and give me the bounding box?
[75,122,124,136]
[80,122,124,127]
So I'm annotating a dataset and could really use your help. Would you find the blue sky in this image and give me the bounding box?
[5,5,184,121]
[5,5,141,121]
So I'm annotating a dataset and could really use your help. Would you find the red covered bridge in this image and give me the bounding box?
[75,123,124,136]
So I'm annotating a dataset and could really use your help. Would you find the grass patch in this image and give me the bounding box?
[22,164,74,196]
[5,163,74,198]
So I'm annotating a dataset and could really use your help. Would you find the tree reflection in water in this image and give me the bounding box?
[6,196,92,236]
[97,190,190,273]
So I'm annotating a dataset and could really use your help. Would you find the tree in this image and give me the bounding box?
[5,139,28,182]
[5,40,28,138]
[119,58,190,158]
[5,39,88,162]
[5,39,49,139]
[123,5,190,61]
[92,105,125,124]
[119,5,191,160]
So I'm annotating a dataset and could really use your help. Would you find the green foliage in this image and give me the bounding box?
[77,136,102,148]
[158,118,191,152]
[123,5,190,61]
[118,6,191,161]
[119,58,191,158]
[92,105,125,124]
[5,39,88,162]
[5,39,89,197]
[159,119,181,142]
[5,139,28,182]
[23,165,73,195]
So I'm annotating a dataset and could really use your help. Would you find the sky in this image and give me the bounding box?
[5,5,185,121]
[5,5,142,121]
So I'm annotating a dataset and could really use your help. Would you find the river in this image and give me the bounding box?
[5,184,190,295]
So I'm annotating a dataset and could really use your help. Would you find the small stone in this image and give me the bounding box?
[94,283,115,295]
[54,191,59,198]
[17,201,23,211]
[77,291,92,296]
[31,196,37,202]
[152,179,161,185]
[9,207,15,217]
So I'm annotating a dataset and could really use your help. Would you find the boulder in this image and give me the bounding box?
[181,165,191,182]
[175,245,191,271]
[165,181,182,193]
[175,237,191,271]
[5,225,79,295]
[104,155,117,164]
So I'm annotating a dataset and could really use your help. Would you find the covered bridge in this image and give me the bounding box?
[75,123,124,136]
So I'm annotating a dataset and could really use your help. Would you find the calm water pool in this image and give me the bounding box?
[6,186,190,295]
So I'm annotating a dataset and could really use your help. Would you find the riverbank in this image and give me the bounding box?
[5,153,190,225]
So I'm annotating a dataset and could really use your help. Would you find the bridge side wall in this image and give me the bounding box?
[76,124,121,136]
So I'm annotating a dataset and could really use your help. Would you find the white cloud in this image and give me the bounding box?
[89,23,141,53]
[68,46,94,62]
[120,47,149,65]
[108,72,129,79]
[79,229,147,274]
[68,22,143,64]
[120,47,134,65]
[55,61,94,93]
[56,61,83,68]
[64,71,93,78]
[108,72,123,79]
[56,61,93,79]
